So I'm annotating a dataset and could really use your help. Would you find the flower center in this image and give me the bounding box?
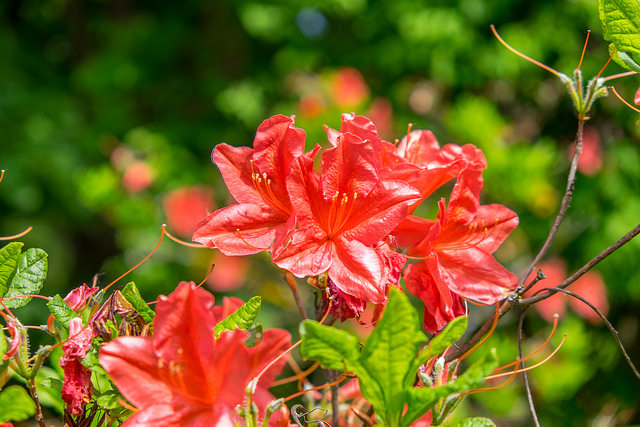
[326,190,358,237]
[249,160,290,216]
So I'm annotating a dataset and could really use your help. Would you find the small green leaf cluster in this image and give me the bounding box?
[300,288,498,427]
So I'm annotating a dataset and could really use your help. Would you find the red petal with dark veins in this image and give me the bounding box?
[213,143,261,205]
[193,203,286,256]
[342,180,421,246]
[272,227,333,277]
[253,114,306,204]
[329,238,385,304]
[435,249,517,304]
[321,132,379,200]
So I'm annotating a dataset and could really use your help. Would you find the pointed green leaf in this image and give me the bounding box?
[359,288,426,423]
[3,248,48,308]
[121,282,155,324]
[0,385,36,422]
[446,417,496,427]
[47,294,77,329]
[608,43,640,72]
[0,242,23,298]
[600,0,640,55]
[415,316,468,371]
[299,320,362,370]
[299,320,384,412]
[214,296,261,338]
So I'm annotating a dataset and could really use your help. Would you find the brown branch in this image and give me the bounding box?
[284,272,308,320]
[517,308,541,427]
[27,379,46,427]
[530,286,640,381]
[518,117,585,291]
[521,220,640,305]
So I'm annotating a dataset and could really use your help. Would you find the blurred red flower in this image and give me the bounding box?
[99,282,291,426]
[206,251,248,292]
[122,160,153,193]
[330,67,369,108]
[164,186,215,237]
[524,258,609,323]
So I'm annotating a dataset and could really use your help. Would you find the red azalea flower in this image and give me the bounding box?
[272,131,420,304]
[405,166,518,316]
[164,186,216,237]
[61,318,97,417]
[193,115,305,255]
[382,129,486,215]
[99,282,291,427]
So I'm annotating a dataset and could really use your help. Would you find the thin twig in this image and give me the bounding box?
[518,308,541,427]
[529,287,640,381]
[518,118,585,291]
[27,379,46,427]
[284,272,308,320]
[521,220,640,305]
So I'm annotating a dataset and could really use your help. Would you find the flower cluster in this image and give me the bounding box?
[194,114,519,332]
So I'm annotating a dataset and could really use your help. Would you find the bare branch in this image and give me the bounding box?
[518,118,585,291]
[518,308,541,427]
[530,286,640,381]
[521,220,640,305]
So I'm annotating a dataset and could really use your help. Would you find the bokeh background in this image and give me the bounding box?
[1,0,640,425]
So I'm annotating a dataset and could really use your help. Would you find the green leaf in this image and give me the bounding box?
[608,43,640,72]
[0,328,8,379]
[121,282,155,324]
[35,367,64,413]
[299,320,362,370]
[47,294,77,329]
[0,385,36,422]
[214,296,261,338]
[359,287,426,424]
[600,0,640,56]
[445,417,496,427]
[0,242,23,298]
[3,248,48,308]
[299,320,385,412]
[415,316,468,370]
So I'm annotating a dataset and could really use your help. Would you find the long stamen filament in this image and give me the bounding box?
[604,71,637,82]
[197,264,216,288]
[163,228,206,248]
[493,314,559,372]
[0,226,33,241]
[595,50,615,80]
[272,362,320,387]
[103,225,166,293]
[234,229,270,251]
[283,373,348,403]
[610,86,640,113]
[485,334,567,380]
[490,25,561,77]
[577,30,590,71]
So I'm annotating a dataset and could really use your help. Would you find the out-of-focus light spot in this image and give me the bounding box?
[330,67,369,107]
[122,161,153,193]
[296,8,328,39]
[408,81,438,114]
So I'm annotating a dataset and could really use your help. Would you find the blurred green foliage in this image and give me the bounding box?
[1,0,639,424]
